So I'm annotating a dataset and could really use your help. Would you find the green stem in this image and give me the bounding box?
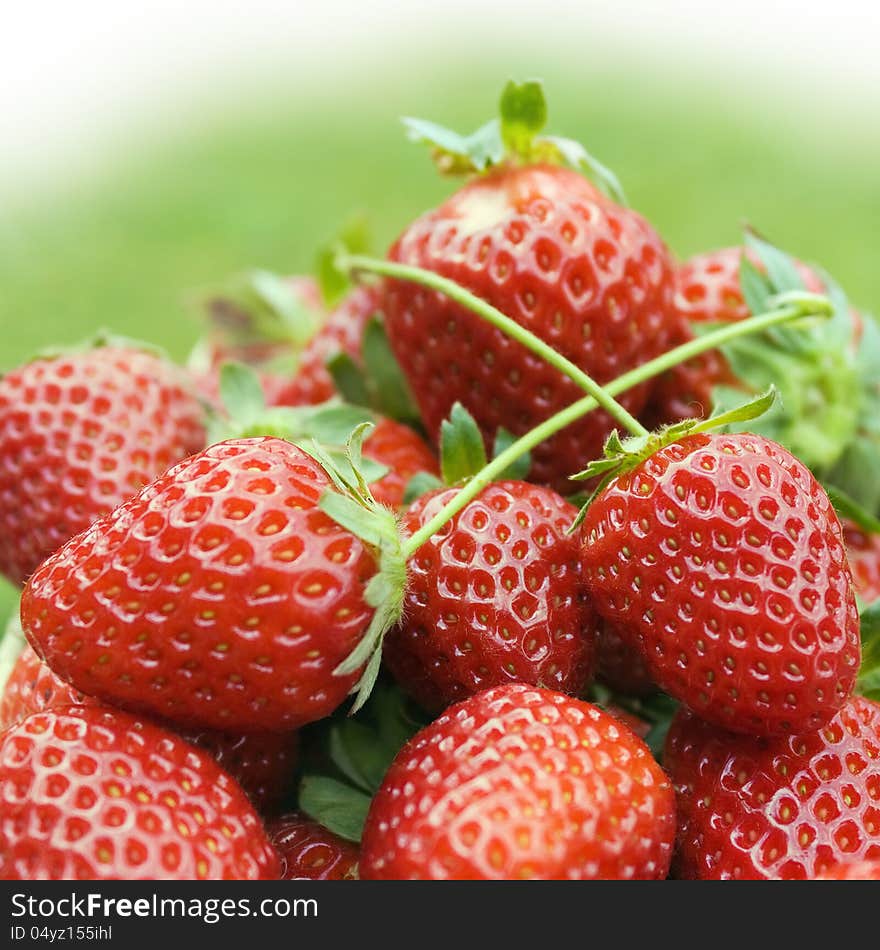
[340,252,649,438]
[401,295,831,558]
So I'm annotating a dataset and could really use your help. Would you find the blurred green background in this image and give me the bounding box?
[1,60,878,625]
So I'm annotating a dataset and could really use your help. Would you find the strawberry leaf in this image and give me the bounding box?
[317,215,372,307]
[826,485,880,535]
[739,253,774,316]
[858,600,880,702]
[402,470,445,505]
[402,117,504,175]
[492,427,531,481]
[298,775,371,843]
[327,351,370,407]
[744,232,806,296]
[440,402,488,485]
[360,315,421,424]
[538,135,627,206]
[218,361,267,423]
[499,79,547,157]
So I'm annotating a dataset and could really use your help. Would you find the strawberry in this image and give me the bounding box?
[382,83,677,491]
[209,362,437,511]
[0,706,280,879]
[817,860,880,880]
[644,244,826,428]
[596,619,655,696]
[269,813,359,880]
[384,480,597,711]
[580,428,860,735]
[20,436,407,732]
[663,698,880,880]
[1,643,298,813]
[359,683,675,880]
[277,285,380,407]
[843,520,880,605]
[0,344,206,586]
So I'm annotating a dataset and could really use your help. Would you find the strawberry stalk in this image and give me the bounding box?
[399,298,830,558]
[337,251,832,441]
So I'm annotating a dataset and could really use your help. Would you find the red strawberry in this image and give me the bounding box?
[817,860,880,880]
[596,619,655,696]
[581,431,860,735]
[269,813,359,880]
[0,706,279,880]
[1,643,298,813]
[352,416,437,510]
[663,698,880,880]
[0,346,206,586]
[644,244,832,428]
[843,520,880,605]
[360,683,675,880]
[384,162,677,491]
[277,285,379,407]
[20,437,398,732]
[384,481,597,711]
[603,703,652,740]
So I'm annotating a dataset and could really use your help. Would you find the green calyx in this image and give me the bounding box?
[190,269,322,366]
[707,232,861,475]
[209,361,391,484]
[857,600,880,703]
[326,313,421,425]
[570,387,778,530]
[305,428,408,714]
[298,683,427,841]
[402,78,627,205]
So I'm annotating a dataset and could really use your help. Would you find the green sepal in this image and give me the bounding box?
[499,79,547,156]
[401,117,504,175]
[316,214,372,307]
[360,315,421,424]
[537,135,627,206]
[325,314,420,425]
[298,775,371,843]
[0,605,26,699]
[492,427,532,481]
[195,269,320,349]
[402,470,445,506]
[570,388,777,532]
[440,402,488,485]
[738,253,774,317]
[403,79,627,204]
[826,485,880,535]
[327,352,370,407]
[858,600,880,702]
[306,428,408,714]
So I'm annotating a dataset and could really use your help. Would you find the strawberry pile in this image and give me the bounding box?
[1,80,878,881]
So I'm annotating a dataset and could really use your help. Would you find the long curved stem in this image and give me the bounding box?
[339,252,649,437]
[401,295,831,558]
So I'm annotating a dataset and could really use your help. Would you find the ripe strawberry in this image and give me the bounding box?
[384,481,597,711]
[581,430,860,735]
[644,242,859,435]
[20,436,402,732]
[277,285,379,407]
[596,619,655,696]
[817,860,880,880]
[1,643,298,813]
[0,345,206,586]
[0,706,280,880]
[209,363,437,511]
[663,698,880,880]
[360,416,438,510]
[843,520,880,605]
[384,164,676,491]
[269,813,359,880]
[359,683,675,880]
